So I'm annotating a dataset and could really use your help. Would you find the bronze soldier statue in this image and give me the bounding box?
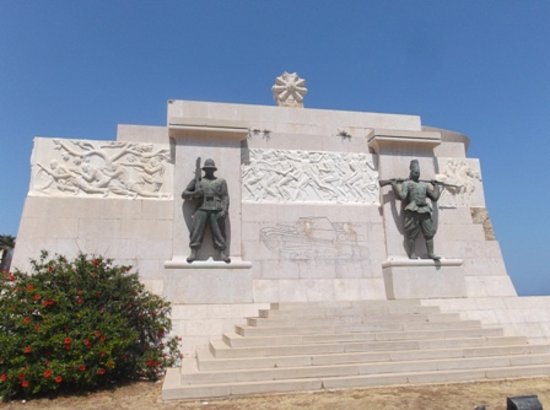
[182,158,230,263]
[380,159,442,260]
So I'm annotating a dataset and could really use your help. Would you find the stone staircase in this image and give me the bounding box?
[162,300,550,400]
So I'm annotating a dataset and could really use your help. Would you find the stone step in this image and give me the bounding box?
[269,300,427,311]
[259,305,442,318]
[210,335,527,359]
[163,298,549,401]
[222,327,504,348]
[236,319,482,336]
[246,312,462,327]
[197,344,550,371]
[180,353,550,385]
[164,363,550,400]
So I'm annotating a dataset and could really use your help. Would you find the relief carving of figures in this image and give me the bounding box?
[436,158,482,207]
[242,149,379,204]
[31,139,172,199]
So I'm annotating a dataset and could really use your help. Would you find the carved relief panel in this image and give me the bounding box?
[436,158,485,208]
[242,148,379,204]
[29,138,173,199]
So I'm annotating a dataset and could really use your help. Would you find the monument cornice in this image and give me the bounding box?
[367,128,441,153]
[169,119,249,141]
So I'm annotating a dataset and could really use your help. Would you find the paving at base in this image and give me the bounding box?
[0,377,548,410]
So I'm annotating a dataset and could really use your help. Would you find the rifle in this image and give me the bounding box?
[194,156,201,188]
[379,178,461,189]
[181,157,202,200]
[379,178,405,187]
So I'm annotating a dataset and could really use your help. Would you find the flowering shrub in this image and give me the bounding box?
[0,252,181,400]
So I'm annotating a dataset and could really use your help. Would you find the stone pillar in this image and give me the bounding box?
[368,129,467,299]
[163,111,253,303]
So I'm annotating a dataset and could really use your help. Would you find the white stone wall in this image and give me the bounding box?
[421,297,550,344]
[13,136,174,296]
[12,196,173,295]
[13,100,519,304]
[242,203,387,302]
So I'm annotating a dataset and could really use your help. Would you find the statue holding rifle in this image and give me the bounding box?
[182,158,230,263]
[379,159,458,260]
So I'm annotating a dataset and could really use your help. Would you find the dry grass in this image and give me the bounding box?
[1,377,549,410]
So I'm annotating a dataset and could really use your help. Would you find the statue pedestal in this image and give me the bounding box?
[382,258,466,299]
[163,257,253,303]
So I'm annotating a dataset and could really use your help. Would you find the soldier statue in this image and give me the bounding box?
[380,159,442,260]
[182,158,230,263]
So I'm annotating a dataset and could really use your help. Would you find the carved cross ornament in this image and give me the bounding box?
[272,72,308,107]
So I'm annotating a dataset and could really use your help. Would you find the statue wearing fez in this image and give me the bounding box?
[380,160,442,260]
[182,158,230,263]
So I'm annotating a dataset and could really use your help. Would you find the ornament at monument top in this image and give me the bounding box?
[272,72,308,108]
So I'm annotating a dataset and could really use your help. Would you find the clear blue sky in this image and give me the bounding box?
[1,1,549,296]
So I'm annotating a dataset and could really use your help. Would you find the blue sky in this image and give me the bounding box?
[1,1,549,296]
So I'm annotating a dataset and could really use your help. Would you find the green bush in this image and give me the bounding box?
[0,252,181,400]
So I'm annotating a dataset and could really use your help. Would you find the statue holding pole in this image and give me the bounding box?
[379,159,446,260]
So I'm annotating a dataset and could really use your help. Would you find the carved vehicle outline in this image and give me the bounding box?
[259,217,359,259]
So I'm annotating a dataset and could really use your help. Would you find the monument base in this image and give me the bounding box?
[382,258,466,299]
[164,257,253,303]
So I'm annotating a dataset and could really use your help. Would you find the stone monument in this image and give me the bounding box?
[11,73,550,358]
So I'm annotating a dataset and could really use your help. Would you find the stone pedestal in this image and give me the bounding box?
[382,258,466,299]
[163,260,253,303]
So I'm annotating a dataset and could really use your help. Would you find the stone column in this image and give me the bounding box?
[163,106,253,303]
[368,129,466,299]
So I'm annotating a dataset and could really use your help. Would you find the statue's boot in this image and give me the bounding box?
[220,250,231,264]
[426,239,441,260]
[406,238,417,259]
[186,249,197,263]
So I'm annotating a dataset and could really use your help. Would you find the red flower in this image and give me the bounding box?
[54,375,63,384]
[47,265,54,273]
[78,364,86,372]
[75,296,85,305]
[17,373,26,381]
[64,337,72,345]
[99,335,106,343]
[43,299,55,308]
[94,330,102,338]
[21,380,29,388]
[99,351,107,358]
[0,374,7,382]
[26,284,34,292]
[8,272,15,281]
[145,359,159,367]
[23,346,32,354]
[84,339,92,349]
[34,293,42,301]
[23,316,31,325]
[43,369,52,378]
[96,368,105,375]
[91,258,101,266]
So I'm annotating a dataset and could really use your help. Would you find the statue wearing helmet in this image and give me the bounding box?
[182,158,230,263]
